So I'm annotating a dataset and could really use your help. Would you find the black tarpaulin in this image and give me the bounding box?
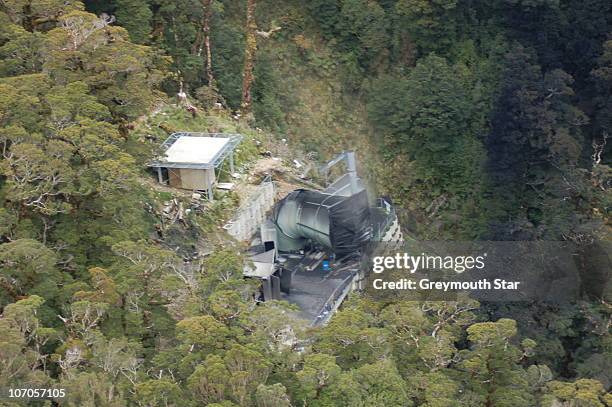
[273,188,371,256]
[328,189,371,255]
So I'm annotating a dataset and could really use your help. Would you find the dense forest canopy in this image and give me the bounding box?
[0,0,610,406]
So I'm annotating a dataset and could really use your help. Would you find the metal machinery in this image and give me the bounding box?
[246,151,401,325]
[271,151,372,256]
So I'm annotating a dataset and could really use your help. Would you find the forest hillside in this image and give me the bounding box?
[0,0,610,406]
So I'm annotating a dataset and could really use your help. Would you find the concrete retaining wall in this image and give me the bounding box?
[224,180,275,241]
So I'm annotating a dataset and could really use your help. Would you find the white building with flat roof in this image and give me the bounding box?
[149,132,242,200]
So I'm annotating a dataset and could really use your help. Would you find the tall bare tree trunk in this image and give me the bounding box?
[203,0,214,87]
[241,0,257,116]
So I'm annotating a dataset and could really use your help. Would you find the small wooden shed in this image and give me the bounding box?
[149,132,242,200]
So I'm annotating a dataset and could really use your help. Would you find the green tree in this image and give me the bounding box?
[44,10,166,121]
[224,344,272,405]
[188,354,230,405]
[0,296,55,390]
[187,344,271,406]
[0,19,44,76]
[295,353,342,403]
[114,0,152,44]
[368,54,487,237]
[408,370,460,407]
[59,371,128,407]
[394,0,458,55]
[314,307,389,368]
[255,383,291,407]
[459,319,535,407]
[339,0,388,69]
[0,239,68,316]
[379,299,477,376]
[542,379,611,407]
[176,315,235,356]
[135,379,183,407]
[111,241,185,348]
[485,44,588,239]
[318,360,411,407]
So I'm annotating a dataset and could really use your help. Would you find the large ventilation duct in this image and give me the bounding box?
[272,188,372,256]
